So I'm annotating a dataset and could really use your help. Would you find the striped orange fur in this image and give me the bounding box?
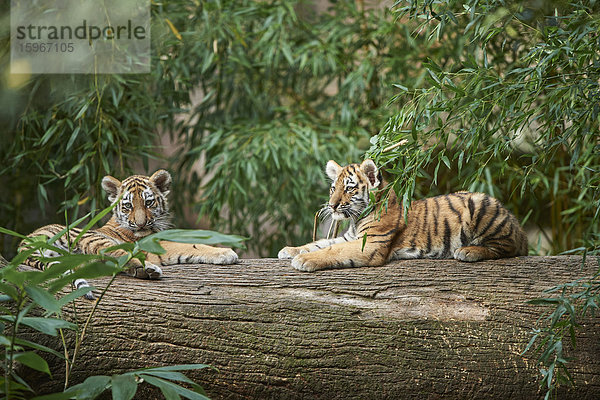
[279,159,528,272]
[21,170,238,297]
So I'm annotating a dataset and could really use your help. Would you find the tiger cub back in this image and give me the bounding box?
[390,191,528,262]
[279,159,527,272]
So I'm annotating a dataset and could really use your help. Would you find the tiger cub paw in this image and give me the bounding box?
[128,262,163,279]
[453,246,488,262]
[144,263,164,279]
[278,246,307,259]
[74,278,95,300]
[210,248,238,265]
[291,253,325,272]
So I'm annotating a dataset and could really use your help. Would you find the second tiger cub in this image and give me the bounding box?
[278,159,528,272]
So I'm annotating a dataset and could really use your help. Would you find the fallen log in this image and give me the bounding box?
[29,256,600,399]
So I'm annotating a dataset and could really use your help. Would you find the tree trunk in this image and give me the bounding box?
[30,256,600,399]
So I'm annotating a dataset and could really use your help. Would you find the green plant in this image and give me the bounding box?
[372,0,599,247]
[523,253,600,399]
[0,205,244,399]
[54,364,213,400]
[370,0,600,396]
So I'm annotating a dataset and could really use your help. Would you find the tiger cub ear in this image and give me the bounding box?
[326,160,342,181]
[150,170,172,196]
[360,159,380,188]
[101,176,122,203]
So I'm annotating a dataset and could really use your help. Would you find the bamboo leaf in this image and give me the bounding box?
[165,18,182,40]
[25,286,61,315]
[111,374,138,400]
[13,351,51,376]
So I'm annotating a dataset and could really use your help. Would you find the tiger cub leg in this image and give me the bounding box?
[278,230,355,259]
[292,239,389,272]
[146,241,238,266]
[278,238,341,259]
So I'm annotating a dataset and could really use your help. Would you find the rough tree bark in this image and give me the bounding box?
[30,256,600,399]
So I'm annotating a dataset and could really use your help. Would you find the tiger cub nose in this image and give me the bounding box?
[134,210,147,228]
[134,217,147,228]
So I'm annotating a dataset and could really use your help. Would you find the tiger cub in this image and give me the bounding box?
[278,159,527,272]
[22,170,238,297]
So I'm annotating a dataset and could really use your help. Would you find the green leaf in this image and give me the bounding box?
[2,264,28,286]
[102,243,135,255]
[141,376,179,400]
[13,337,65,359]
[393,83,408,92]
[31,254,106,285]
[140,375,209,400]
[38,184,49,203]
[13,351,51,376]
[2,376,34,394]
[441,155,451,169]
[527,298,561,306]
[0,282,19,300]
[426,69,441,88]
[73,198,121,247]
[139,229,246,249]
[65,375,110,399]
[48,262,121,293]
[74,102,90,120]
[137,239,166,255]
[0,335,12,346]
[0,226,28,239]
[140,371,195,385]
[521,333,539,355]
[141,364,213,372]
[25,286,61,315]
[57,286,98,307]
[6,246,41,271]
[65,126,81,152]
[38,124,58,146]
[17,316,76,336]
[111,374,138,400]
[32,392,76,400]
[48,213,92,245]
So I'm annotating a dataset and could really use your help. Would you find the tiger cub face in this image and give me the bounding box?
[101,170,173,237]
[324,159,381,221]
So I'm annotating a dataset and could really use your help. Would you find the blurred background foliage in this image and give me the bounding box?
[0,0,598,260]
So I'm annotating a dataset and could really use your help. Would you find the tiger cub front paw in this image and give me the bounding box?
[278,246,307,259]
[74,279,95,300]
[210,248,238,265]
[128,262,163,280]
[291,253,326,272]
